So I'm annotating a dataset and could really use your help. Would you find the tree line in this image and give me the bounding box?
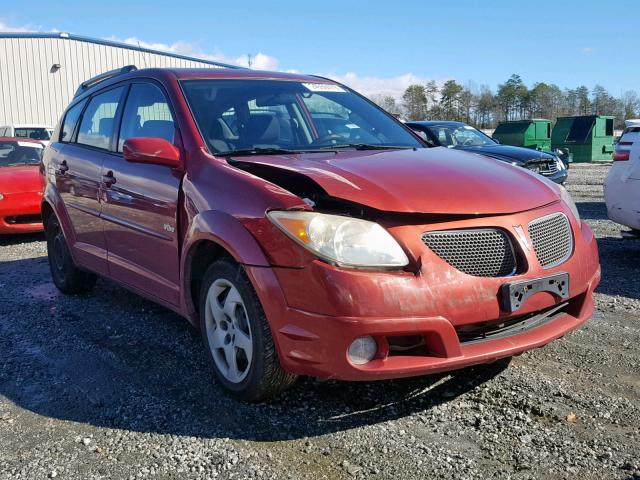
[370,74,639,129]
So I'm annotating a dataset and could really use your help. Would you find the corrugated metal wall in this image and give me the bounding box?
[0,36,222,127]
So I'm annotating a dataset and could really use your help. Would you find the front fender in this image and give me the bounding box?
[180,210,271,321]
[184,210,270,266]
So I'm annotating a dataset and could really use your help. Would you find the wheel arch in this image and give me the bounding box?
[181,210,271,324]
[41,184,76,245]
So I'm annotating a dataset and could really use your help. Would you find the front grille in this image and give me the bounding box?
[526,160,558,176]
[5,214,42,225]
[422,229,517,277]
[528,213,573,268]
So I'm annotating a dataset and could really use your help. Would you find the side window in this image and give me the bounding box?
[60,100,86,143]
[77,87,124,150]
[118,83,175,152]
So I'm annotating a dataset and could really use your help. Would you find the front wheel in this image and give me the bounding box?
[199,259,297,401]
[45,215,96,294]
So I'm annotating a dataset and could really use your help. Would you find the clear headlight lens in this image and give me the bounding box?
[559,185,580,222]
[268,211,409,268]
[555,156,566,170]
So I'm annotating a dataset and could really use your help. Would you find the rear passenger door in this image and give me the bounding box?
[100,81,182,306]
[53,87,126,275]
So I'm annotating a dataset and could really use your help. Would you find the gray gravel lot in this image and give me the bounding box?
[1,163,639,480]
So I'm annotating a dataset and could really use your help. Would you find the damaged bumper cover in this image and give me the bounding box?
[244,203,601,381]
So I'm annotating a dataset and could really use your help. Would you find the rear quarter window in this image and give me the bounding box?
[60,100,87,143]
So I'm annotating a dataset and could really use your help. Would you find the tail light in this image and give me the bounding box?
[613,150,630,161]
[613,142,633,161]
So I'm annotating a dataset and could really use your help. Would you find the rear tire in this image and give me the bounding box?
[45,215,96,294]
[199,259,297,401]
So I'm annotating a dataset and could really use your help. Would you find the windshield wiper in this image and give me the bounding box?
[219,147,302,157]
[316,143,415,151]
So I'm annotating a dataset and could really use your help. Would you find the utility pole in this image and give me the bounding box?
[247,54,253,68]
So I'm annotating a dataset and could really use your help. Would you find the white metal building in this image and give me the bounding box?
[0,32,238,127]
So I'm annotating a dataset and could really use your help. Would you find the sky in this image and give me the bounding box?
[0,0,637,99]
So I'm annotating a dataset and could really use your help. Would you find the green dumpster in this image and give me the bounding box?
[551,115,615,163]
[492,119,552,151]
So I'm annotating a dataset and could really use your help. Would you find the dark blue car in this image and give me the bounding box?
[407,121,568,184]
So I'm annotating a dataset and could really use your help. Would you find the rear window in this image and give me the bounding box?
[619,129,640,145]
[13,128,51,141]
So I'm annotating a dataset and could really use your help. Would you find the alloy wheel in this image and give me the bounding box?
[204,278,253,383]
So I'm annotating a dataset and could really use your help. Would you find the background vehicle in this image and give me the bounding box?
[0,124,54,145]
[41,67,599,401]
[604,120,640,234]
[407,121,568,184]
[0,137,44,234]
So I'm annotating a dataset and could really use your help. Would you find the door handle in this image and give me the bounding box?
[102,172,116,187]
[55,161,69,175]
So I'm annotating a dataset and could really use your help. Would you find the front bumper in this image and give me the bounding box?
[539,168,568,184]
[0,192,43,234]
[247,203,600,380]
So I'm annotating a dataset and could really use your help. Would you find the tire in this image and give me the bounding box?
[199,259,297,401]
[45,214,97,294]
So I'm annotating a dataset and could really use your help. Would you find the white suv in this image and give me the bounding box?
[604,119,640,234]
[0,124,54,145]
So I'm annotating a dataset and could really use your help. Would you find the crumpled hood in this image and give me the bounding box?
[460,144,556,165]
[0,165,42,194]
[234,147,560,215]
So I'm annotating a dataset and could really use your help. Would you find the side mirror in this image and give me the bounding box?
[123,137,181,168]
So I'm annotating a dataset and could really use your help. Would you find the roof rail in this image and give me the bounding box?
[74,65,138,97]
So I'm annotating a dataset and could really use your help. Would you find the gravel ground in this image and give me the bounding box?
[1,163,639,480]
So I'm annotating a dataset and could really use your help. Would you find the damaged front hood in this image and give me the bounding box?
[231,147,560,215]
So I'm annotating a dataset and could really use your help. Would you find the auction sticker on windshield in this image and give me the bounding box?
[302,83,346,93]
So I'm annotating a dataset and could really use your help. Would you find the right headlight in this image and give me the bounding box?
[559,185,580,223]
[267,211,409,268]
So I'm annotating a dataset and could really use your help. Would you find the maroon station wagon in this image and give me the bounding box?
[41,66,600,400]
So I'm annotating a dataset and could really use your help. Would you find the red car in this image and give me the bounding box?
[41,67,600,400]
[0,138,44,234]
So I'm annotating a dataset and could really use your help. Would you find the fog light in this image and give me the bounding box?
[347,336,377,365]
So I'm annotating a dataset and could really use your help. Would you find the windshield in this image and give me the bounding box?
[0,141,44,166]
[14,127,51,141]
[181,79,422,154]
[427,125,496,148]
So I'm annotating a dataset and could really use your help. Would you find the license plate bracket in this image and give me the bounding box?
[501,272,569,312]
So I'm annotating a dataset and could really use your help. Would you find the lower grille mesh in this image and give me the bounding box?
[528,213,573,268]
[422,229,517,277]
